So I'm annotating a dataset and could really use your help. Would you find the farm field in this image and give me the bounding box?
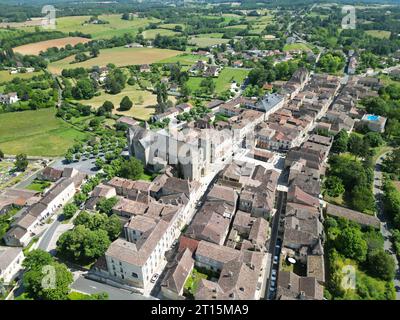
[73,84,176,121]
[19,15,159,39]
[158,23,185,30]
[158,53,200,66]
[48,47,182,74]
[0,70,43,84]
[365,30,391,39]
[13,37,91,56]
[0,108,88,156]
[189,36,230,47]
[142,28,180,39]
[283,43,313,52]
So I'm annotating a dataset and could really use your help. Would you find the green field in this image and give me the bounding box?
[158,53,200,65]
[189,36,230,47]
[0,108,88,156]
[187,67,249,94]
[283,43,313,52]
[48,47,182,74]
[196,33,225,38]
[20,15,159,39]
[0,70,43,84]
[215,67,249,93]
[365,30,391,39]
[142,28,180,39]
[72,84,178,121]
[158,23,186,30]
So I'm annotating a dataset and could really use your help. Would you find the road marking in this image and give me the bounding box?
[89,285,97,289]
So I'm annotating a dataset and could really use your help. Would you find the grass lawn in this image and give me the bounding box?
[214,67,249,93]
[365,30,391,39]
[283,43,313,52]
[142,28,180,39]
[186,68,249,94]
[48,47,182,74]
[184,268,208,295]
[73,84,177,121]
[25,179,51,192]
[158,53,200,66]
[186,77,204,92]
[0,108,88,156]
[0,70,43,84]
[189,36,230,47]
[23,15,159,39]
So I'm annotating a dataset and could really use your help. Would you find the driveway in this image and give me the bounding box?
[374,153,400,299]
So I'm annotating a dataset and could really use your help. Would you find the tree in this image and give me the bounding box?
[323,176,345,198]
[97,197,118,216]
[0,149,4,159]
[23,250,53,270]
[118,157,144,180]
[335,227,368,262]
[119,96,133,111]
[72,79,96,100]
[95,157,105,169]
[56,225,111,263]
[332,129,348,153]
[348,134,364,158]
[363,132,383,148]
[22,249,73,300]
[366,249,396,281]
[90,47,100,58]
[383,148,400,178]
[65,151,73,163]
[102,101,114,113]
[350,185,375,213]
[73,192,87,206]
[15,153,28,171]
[63,203,78,220]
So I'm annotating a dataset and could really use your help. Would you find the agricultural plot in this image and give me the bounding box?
[142,28,180,39]
[189,36,230,47]
[283,43,313,52]
[365,30,391,39]
[17,15,159,40]
[158,53,200,66]
[0,70,43,84]
[0,108,88,156]
[48,47,182,74]
[158,23,185,30]
[13,37,91,56]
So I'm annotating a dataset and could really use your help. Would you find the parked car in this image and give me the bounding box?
[270,280,276,288]
[271,269,277,280]
[172,240,178,248]
[273,255,279,264]
[150,274,159,283]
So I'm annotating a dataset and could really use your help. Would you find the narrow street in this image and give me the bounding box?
[374,153,400,299]
[264,187,288,300]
